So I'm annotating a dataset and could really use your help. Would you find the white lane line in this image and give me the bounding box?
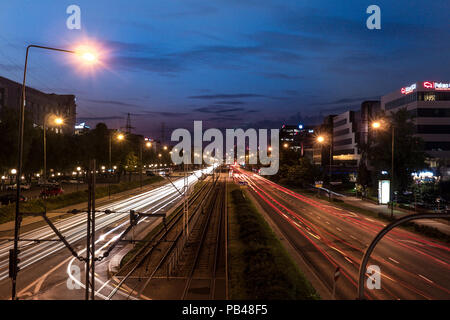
[418,274,434,284]
[336,227,342,232]
[350,235,357,240]
[344,256,353,264]
[326,221,330,225]
[388,257,400,264]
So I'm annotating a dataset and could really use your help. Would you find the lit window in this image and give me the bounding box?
[424,94,436,101]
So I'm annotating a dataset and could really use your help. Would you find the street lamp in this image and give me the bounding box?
[43,115,64,183]
[12,44,98,300]
[108,132,125,197]
[372,120,395,218]
[139,139,152,188]
[317,135,332,200]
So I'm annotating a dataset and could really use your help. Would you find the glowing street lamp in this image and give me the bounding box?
[13,43,101,299]
[43,115,64,183]
[317,135,332,200]
[372,120,395,218]
[372,121,381,129]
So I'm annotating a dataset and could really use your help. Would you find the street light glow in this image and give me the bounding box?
[117,133,125,141]
[76,45,99,64]
[54,117,64,125]
[317,136,325,143]
[146,142,152,148]
[372,121,381,129]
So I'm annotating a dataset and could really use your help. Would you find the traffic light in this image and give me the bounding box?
[130,210,138,226]
[9,249,20,278]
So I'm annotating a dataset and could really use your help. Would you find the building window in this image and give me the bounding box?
[334,128,350,136]
[416,108,450,117]
[334,138,353,146]
[417,125,450,134]
[334,118,347,127]
[424,93,436,101]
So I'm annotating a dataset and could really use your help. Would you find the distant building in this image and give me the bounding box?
[280,124,316,158]
[0,76,76,134]
[316,101,381,179]
[381,81,450,179]
[332,110,359,166]
[280,124,301,151]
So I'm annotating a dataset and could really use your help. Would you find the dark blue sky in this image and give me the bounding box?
[0,0,449,138]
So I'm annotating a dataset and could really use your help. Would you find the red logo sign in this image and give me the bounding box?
[423,81,434,89]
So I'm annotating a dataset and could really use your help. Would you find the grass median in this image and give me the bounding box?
[0,176,164,224]
[227,183,319,300]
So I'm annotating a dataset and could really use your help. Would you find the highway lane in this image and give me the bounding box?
[0,167,213,299]
[234,168,450,300]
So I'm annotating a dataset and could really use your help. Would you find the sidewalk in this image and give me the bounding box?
[339,195,450,236]
[0,179,167,233]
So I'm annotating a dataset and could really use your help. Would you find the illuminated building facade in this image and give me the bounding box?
[381,81,450,179]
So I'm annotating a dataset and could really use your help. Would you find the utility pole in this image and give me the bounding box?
[390,126,395,219]
[85,159,96,300]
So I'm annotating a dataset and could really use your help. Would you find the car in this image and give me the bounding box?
[146,171,155,176]
[5,183,31,190]
[0,194,25,205]
[40,186,64,198]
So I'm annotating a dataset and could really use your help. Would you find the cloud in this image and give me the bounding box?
[213,101,246,105]
[193,106,245,114]
[188,93,266,99]
[256,72,302,80]
[81,99,142,108]
[318,96,380,106]
[77,116,124,121]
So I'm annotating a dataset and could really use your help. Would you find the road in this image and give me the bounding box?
[0,167,213,300]
[234,168,450,300]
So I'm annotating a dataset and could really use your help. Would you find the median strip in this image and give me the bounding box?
[227,183,319,300]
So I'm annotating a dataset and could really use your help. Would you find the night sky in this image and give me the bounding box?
[0,0,449,139]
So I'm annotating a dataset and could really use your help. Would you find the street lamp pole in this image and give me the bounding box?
[109,133,112,198]
[43,123,46,183]
[139,142,143,189]
[12,44,88,300]
[391,125,395,219]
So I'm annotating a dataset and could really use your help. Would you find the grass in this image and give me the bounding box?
[0,176,164,224]
[227,183,319,300]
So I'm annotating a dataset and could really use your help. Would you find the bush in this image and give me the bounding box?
[228,185,319,300]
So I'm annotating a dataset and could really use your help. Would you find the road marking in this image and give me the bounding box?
[350,235,357,240]
[336,227,342,232]
[326,221,330,225]
[344,256,353,264]
[418,274,434,283]
[388,257,400,264]
[317,216,321,220]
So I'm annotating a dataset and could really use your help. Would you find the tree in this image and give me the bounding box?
[0,106,38,175]
[369,108,427,193]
